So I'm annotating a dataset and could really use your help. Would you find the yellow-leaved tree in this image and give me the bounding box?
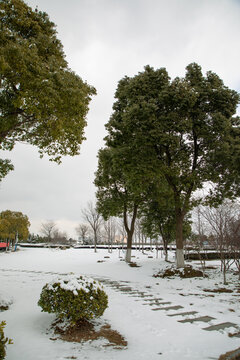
[0,210,30,244]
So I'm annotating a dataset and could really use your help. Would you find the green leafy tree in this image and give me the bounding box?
[104,64,239,268]
[95,147,141,262]
[0,0,96,179]
[0,210,30,243]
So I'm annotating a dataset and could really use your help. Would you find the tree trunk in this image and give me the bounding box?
[123,204,138,263]
[165,249,168,262]
[162,236,168,262]
[125,233,133,263]
[176,210,185,268]
[176,249,184,268]
[94,230,97,253]
[223,267,227,285]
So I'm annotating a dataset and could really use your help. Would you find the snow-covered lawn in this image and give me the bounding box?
[0,248,239,360]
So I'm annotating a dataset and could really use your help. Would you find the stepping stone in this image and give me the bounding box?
[203,322,238,331]
[229,331,240,338]
[143,301,171,306]
[119,287,133,292]
[178,316,215,324]
[168,311,198,317]
[152,305,183,311]
[153,301,171,305]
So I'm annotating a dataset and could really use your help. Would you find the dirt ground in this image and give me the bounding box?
[50,318,127,349]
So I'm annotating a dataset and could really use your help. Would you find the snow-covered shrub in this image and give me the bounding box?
[0,321,13,360]
[0,293,13,312]
[38,275,108,323]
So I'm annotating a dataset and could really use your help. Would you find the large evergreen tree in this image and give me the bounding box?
[0,0,96,178]
[103,64,239,268]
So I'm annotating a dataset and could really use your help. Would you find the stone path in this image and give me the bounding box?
[94,275,240,337]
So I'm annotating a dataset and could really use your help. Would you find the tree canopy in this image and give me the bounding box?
[0,0,96,179]
[102,63,240,267]
[0,209,30,240]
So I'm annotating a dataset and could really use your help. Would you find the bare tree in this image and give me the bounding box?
[227,216,240,280]
[103,217,117,253]
[40,221,56,242]
[82,201,102,252]
[199,201,239,284]
[117,217,127,244]
[52,229,68,244]
[191,206,208,277]
[134,218,147,254]
[75,224,89,244]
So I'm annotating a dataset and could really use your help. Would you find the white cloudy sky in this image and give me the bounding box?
[0,0,240,238]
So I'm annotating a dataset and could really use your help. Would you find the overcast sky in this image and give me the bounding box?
[0,0,240,238]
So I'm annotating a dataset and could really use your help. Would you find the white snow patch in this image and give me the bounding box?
[0,248,239,360]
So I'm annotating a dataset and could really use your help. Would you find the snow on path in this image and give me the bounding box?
[0,248,239,360]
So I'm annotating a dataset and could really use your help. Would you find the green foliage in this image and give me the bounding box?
[0,0,96,180]
[38,275,108,323]
[95,147,140,219]
[95,146,140,252]
[0,160,14,181]
[140,181,191,253]
[0,321,13,360]
[0,210,30,240]
[140,181,176,242]
[101,63,240,265]
[206,118,240,205]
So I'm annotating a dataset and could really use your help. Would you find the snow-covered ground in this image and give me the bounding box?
[0,247,239,360]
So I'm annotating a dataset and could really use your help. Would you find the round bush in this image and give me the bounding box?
[38,275,108,323]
